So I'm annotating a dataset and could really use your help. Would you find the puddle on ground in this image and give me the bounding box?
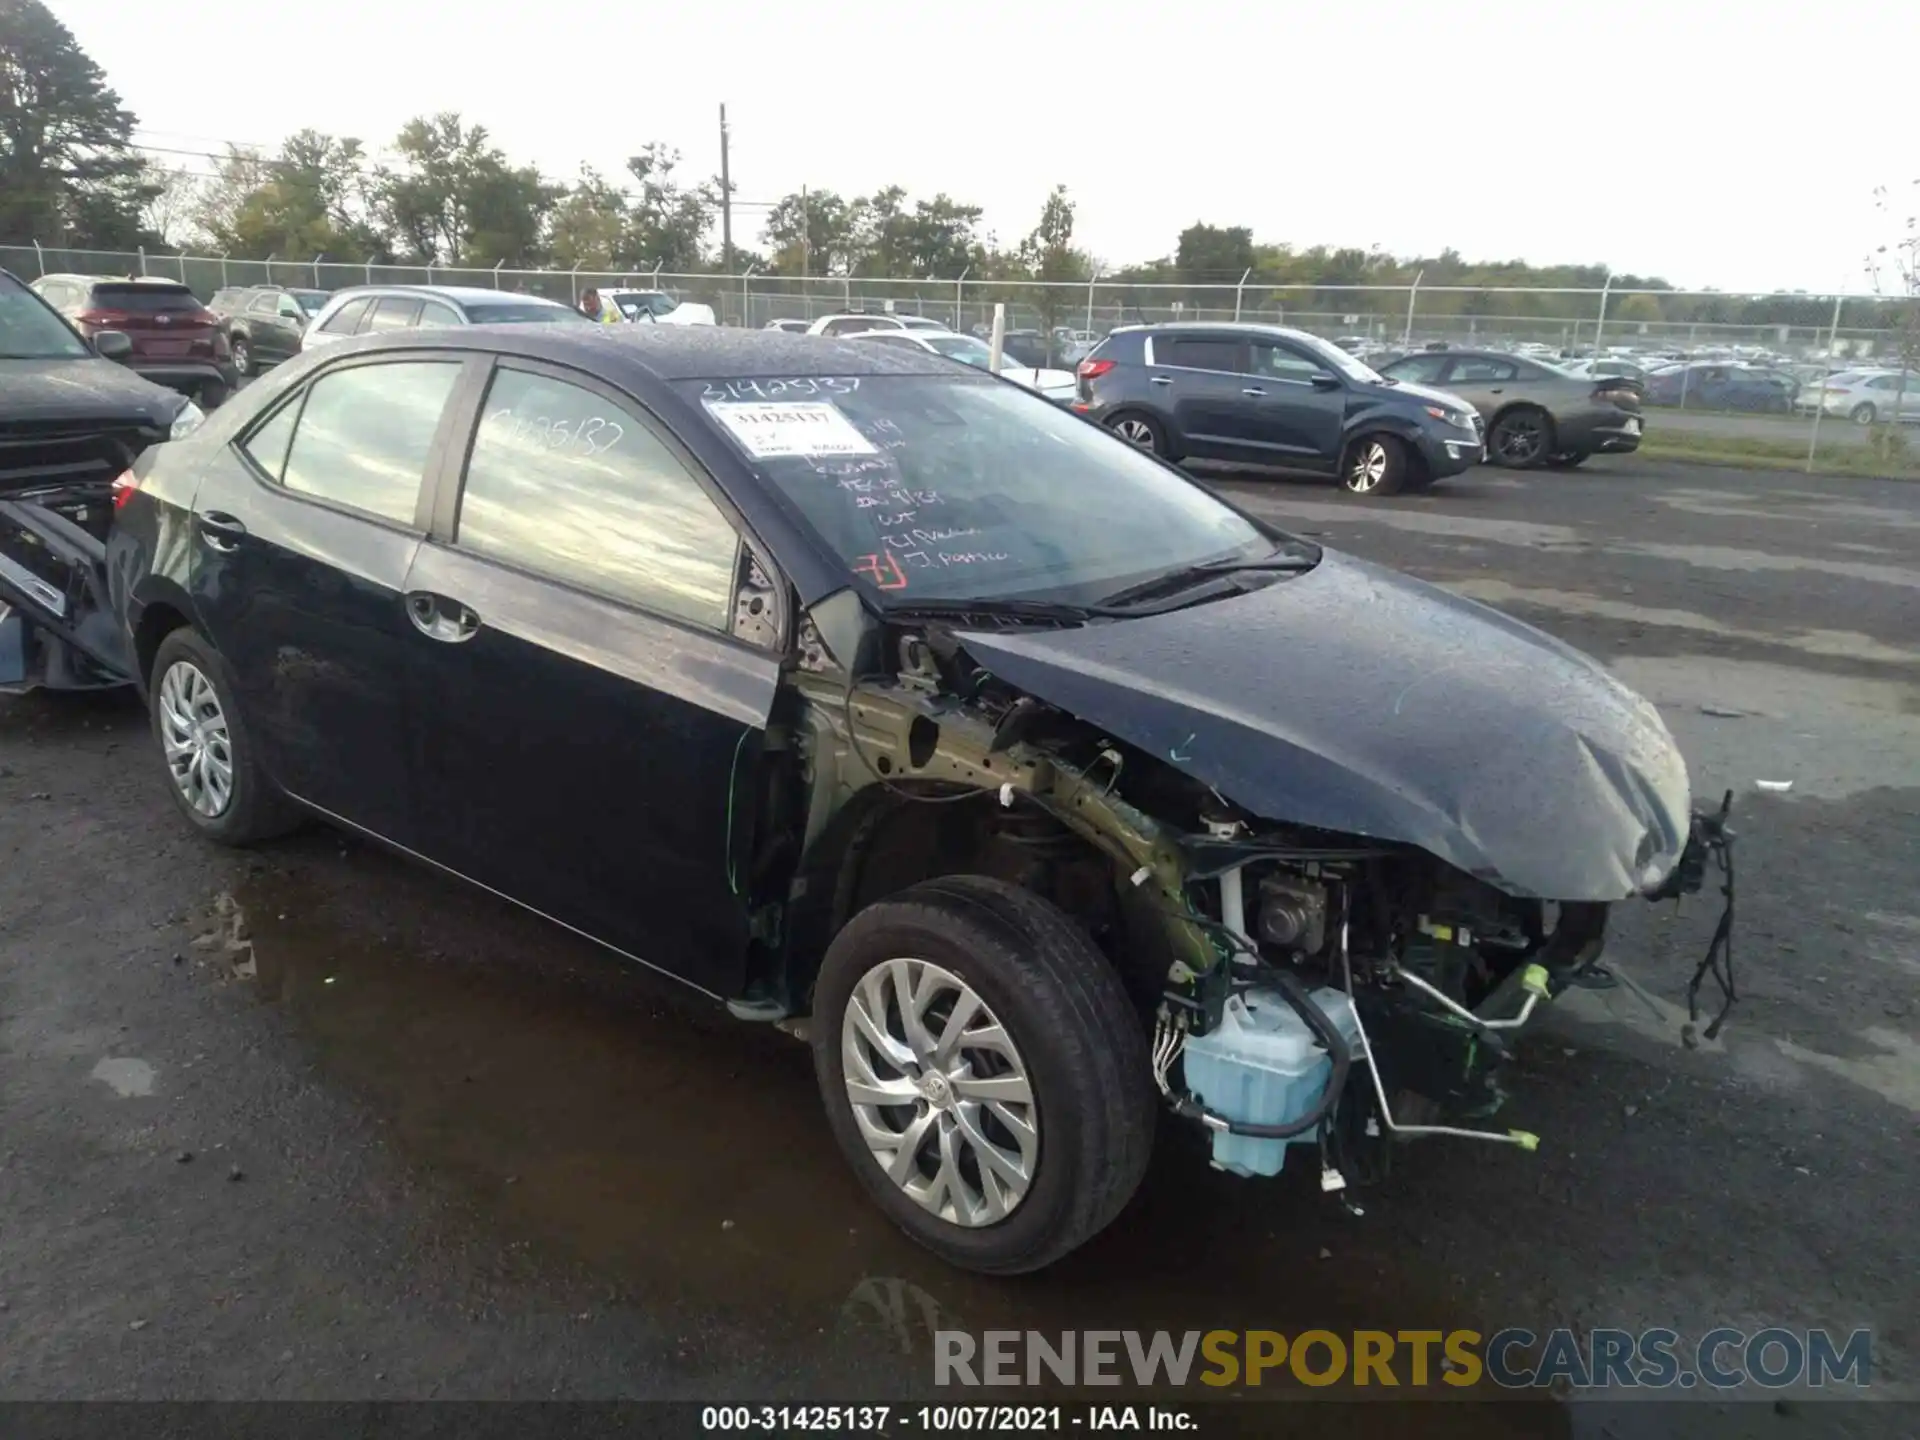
[90,1056,156,1097]
[215,859,1562,1422]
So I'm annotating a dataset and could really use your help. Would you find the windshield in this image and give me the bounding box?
[0,279,89,360]
[1288,331,1384,383]
[464,301,592,325]
[683,374,1276,605]
[613,292,676,319]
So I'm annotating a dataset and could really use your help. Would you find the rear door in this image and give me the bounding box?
[1148,333,1251,460]
[1437,355,1521,422]
[400,358,782,997]
[189,352,475,844]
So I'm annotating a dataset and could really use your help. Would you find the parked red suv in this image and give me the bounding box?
[28,274,237,406]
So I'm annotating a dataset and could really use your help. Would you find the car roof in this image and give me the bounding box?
[37,273,192,287]
[333,322,956,380]
[324,284,562,304]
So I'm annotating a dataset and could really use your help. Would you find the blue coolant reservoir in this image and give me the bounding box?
[1181,986,1364,1178]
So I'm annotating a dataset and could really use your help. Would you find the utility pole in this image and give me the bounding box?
[800,183,809,280]
[719,103,734,274]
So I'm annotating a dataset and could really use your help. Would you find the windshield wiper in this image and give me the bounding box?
[1097,547,1320,609]
[879,595,1109,625]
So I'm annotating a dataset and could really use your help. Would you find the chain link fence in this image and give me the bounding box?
[5,242,1911,476]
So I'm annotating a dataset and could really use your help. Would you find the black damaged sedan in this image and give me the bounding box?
[70,325,1726,1273]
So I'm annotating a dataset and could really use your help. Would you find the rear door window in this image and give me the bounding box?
[279,360,461,525]
[455,367,741,628]
[1444,357,1518,383]
[1384,354,1448,383]
[319,296,374,334]
[366,297,425,331]
[1158,336,1244,372]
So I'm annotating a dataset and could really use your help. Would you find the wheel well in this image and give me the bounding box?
[780,787,1173,1021]
[133,603,191,687]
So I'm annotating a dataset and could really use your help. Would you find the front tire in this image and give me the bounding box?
[811,875,1156,1275]
[1488,407,1554,468]
[1341,433,1408,495]
[230,336,252,377]
[149,629,298,845]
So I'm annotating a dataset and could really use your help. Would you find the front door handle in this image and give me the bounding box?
[1149,375,1174,386]
[1242,386,1266,396]
[1488,388,1505,395]
[406,591,481,644]
[197,511,247,551]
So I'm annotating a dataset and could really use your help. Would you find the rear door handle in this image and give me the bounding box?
[1149,375,1174,386]
[406,591,481,644]
[1242,387,1266,396]
[197,511,247,551]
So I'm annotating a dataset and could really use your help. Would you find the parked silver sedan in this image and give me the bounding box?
[1379,349,1645,469]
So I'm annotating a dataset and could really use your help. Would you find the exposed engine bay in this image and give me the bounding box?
[777,596,1738,1192]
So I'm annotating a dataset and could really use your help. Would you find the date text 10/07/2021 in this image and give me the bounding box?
[701,1406,1197,1432]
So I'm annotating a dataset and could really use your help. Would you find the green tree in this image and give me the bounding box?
[1018,184,1091,338]
[379,113,556,266]
[761,187,857,275]
[1175,222,1255,282]
[0,0,157,247]
[548,166,628,270]
[622,143,716,272]
[199,131,386,261]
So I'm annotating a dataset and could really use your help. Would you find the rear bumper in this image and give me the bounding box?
[1558,407,1645,454]
[131,360,237,399]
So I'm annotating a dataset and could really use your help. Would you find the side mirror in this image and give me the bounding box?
[92,329,133,362]
[1310,371,1342,391]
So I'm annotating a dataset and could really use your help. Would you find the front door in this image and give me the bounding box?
[1437,355,1521,422]
[1230,337,1348,469]
[402,359,782,997]
[189,353,473,845]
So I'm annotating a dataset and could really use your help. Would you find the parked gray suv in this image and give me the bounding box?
[299,285,591,352]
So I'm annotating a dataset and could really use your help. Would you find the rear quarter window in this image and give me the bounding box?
[1086,330,1146,364]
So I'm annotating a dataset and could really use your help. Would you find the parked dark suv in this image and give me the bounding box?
[208,284,330,377]
[30,275,237,406]
[1074,323,1484,494]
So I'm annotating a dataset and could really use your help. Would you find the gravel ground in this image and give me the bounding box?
[2,456,1915,1433]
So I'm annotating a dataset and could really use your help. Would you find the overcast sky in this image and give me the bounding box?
[55,0,1915,294]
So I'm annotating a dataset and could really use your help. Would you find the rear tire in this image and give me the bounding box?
[1106,412,1168,457]
[148,628,299,846]
[1340,433,1408,496]
[1544,451,1590,469]
[1488,407,1555,468]
[1851,402,1877,425]
[811,875,1156,1275]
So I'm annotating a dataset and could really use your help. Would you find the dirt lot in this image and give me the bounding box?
[2,457,1915,1430]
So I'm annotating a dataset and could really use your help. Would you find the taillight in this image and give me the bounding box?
[111,469,140,511]
[76,307,130,329]
[1077,357,1116,380]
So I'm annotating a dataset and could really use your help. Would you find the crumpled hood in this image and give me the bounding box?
[0,358,181,429]
[957,550,1692,901]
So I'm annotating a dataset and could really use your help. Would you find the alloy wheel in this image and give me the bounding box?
[231,339,250,376]
[1114,418,1156,449]
[157,660,234,817]
[1347,440,1390,492]
[840,958,1040,1228]
[1494,413,1547,465]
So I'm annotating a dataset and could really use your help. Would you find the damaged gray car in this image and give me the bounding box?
[5,327,1735,1275]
